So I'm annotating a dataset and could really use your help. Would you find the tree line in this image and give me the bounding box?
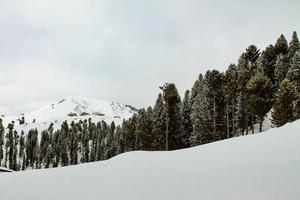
[0,31,300,171]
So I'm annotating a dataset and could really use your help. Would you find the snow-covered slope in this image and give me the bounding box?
[2,96,136,132]
[1,120,299,200]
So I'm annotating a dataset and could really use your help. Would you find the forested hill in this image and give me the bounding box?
[1,119,299,200]
[0,31,300,171]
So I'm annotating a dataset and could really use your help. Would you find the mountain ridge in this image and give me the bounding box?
[2,96,137,132]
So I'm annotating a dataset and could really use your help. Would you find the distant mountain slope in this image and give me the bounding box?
[1,119,299,200]
[2,96,136,132]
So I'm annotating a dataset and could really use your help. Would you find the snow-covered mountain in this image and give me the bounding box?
[2,96,137,132]
[1,119,299,200]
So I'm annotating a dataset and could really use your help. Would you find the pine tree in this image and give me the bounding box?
[6,122,14,169]
[236,51,258,135]
[96,122,104,160]
[160,83,181,150]
[122,114,137,152]
[245,45,260,64]
[205,70,226,140]
[152,93,166,150]
[52,130,60,167]
[12,130,19,170]
[40,130,50,167]
[224,64,238,138]
[69,121,78,165]
[0,118,4,166]
[288,31,300,59]
[275,34,289,55]
[272,79,299,127]
[115,125,125,154]
[258,45,277,84]
[190,78,211,146]
[286,51,300,91]
[45,123,54,168]
[135,108,153,150]
[274,53,290,88]
[26,128,39,169]
[181,90,193,148]
[19,131,25,169]
[246,73,273,132]
[81,120,89,163]
[60,121,69,167]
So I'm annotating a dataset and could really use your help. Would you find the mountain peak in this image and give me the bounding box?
[3,96,136,132]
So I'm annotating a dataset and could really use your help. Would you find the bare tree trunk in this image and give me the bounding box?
[259,117,263,132]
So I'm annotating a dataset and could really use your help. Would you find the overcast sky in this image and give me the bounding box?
[0,0,299,115]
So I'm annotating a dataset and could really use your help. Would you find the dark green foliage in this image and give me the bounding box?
[25,128,39,168]
[288,31,300,59]
[0,118,4,166]
[275,34,288,55]
[287,51,300,91]
[190,76,211,145]
[205,70,226,140]
[152,93,166,150]
[160,83,182,150]
[181,90,193,148]
[274,54,290,87]
[246,73,273,132]
[259,45,277,84]
[135,108,154,151]
[224,64,239,137]
[272,79,299,127]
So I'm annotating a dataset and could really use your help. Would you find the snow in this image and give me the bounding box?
[0,167,13,172]
[0,119,299,200]
[2,96,135,132]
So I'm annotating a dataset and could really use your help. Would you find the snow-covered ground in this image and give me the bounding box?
[2,96,136,132]
[0,119,299,200]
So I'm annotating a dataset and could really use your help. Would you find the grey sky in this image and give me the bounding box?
[0,0,299,115]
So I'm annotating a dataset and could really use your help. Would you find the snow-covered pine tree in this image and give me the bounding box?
[288,31,300,60]
[224,64,238,138]
[6,122,14,169]
[12,130,19,170]
[181,90,193,148]
[190,78,211,146]
[272,79,299,127]
[152,93,166,150]
[19,130,25,169]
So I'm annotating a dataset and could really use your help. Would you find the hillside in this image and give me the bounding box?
[2,96,136,132]
[0,120,299,200]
